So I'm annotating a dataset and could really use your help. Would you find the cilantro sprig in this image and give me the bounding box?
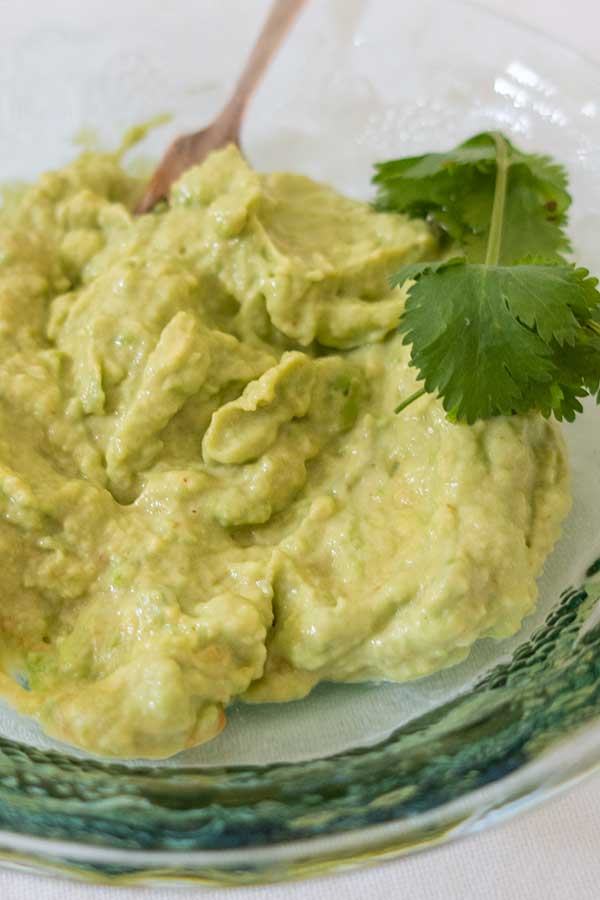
[374,131,600,423]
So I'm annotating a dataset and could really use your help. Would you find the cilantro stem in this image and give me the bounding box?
[589,319,600,336]
[395,386,426,414]
[485,132,510,267]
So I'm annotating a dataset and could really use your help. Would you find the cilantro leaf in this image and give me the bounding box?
[376,131,600,423]
[393,259,600,423]
[374,132,571,264]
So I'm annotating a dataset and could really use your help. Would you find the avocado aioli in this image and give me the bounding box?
[0,144,570,758]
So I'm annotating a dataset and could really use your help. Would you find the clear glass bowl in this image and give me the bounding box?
[0,0,599,886]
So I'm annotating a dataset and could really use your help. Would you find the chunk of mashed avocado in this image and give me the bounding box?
[0,143,570,758]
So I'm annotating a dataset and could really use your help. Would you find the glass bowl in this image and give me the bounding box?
[0,0,599,886]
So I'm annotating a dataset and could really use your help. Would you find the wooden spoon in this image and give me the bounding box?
[135,0,307,214]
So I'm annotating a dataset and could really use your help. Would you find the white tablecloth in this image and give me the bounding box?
[2,0,600,896]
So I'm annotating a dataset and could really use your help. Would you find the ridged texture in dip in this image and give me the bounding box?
[0,145,570,757]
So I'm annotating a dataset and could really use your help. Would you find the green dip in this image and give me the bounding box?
[0,144,570,758]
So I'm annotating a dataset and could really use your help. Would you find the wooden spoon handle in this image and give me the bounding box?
[217,0,307,140]
[134,0,307,214]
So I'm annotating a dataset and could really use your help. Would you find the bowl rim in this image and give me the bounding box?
[0,718,598,877]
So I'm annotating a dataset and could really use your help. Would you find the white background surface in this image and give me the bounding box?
[1,0,600,896]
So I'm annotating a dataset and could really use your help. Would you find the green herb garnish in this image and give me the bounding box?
[374,131,600,423]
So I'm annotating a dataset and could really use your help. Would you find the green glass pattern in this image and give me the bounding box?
[0,557,597,884]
